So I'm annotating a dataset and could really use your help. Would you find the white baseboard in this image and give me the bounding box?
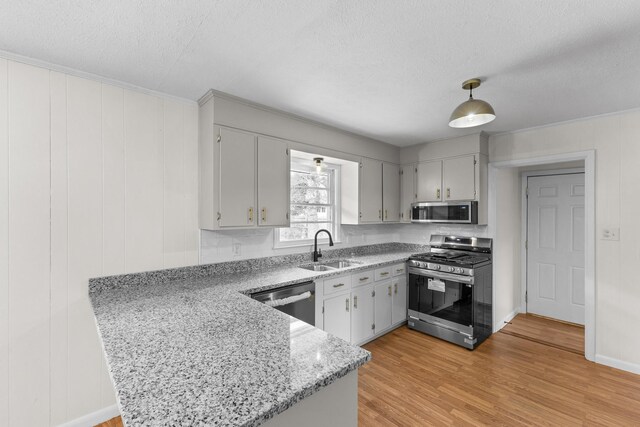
[57,404,120,427]
[494,308,520,333]
[595,354,640,376]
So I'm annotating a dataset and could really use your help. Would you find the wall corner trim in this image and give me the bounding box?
[494,308,520,333]
[595,354,640,376]
[56,404,120,427]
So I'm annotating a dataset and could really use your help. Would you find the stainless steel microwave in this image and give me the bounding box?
[411,201,478,224]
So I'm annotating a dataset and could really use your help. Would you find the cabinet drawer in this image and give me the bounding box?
[352,270,374,288]
[391,263,406,277]
[323,275,351,296]
[374,266,392,281]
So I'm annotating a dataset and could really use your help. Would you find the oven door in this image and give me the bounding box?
[408,267,474,336]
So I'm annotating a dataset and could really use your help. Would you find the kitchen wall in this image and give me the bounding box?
[0,58,199,426]
[200,224,404,264]
[489,109,640,371]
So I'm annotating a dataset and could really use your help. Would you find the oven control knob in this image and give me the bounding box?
[433,265,440,270]
[448,267,455,272]
[456,268,463,274]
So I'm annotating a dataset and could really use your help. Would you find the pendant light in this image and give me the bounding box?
[448,78,496,128]
[313,157,324,174]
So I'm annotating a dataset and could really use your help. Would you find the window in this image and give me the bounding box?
[275,161,340,246]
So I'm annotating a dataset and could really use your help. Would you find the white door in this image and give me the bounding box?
[443,155,476,201]
[323,293,351,342]
[218,126,256,227]
[351,284,374,344]
[416,160,442,202]
[391,276,407,324]
[360,158,383,222]
[374,281,393,333]
[382,163,400,222]
[257,136,290,227]
[527,173,585,324]
[400,165,416,222]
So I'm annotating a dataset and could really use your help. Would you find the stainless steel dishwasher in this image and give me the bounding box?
[250,281,316,326]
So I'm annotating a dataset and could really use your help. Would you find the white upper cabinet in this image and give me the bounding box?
[382,163,400,222]
[416,160,443,202]
[443,155,476,201]
[257,136,290,227]
[400,164,416,222]
[218,126,256,227]
[359,158,383,223]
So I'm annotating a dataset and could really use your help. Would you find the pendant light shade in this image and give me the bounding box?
[448,78,496,128]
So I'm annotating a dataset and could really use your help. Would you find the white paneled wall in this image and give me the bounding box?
[0,59,199,426]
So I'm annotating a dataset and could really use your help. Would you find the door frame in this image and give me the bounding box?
[520,169,585,320]
[489,150,595,361]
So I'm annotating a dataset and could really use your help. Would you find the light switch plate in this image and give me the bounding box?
[232,242,241,256]
[602,227,619,241]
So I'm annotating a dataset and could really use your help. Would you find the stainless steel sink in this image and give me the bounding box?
[298,264,336,271]
[298,259,361,271]
[321,260,359,269]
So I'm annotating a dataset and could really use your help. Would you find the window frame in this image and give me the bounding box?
[274,160,341,249]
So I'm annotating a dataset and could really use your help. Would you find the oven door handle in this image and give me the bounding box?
[408,267,474,285]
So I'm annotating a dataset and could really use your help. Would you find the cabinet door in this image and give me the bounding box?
[382,163,400,222]
[400,165,416,222]
[323,293,351,342]
[416,160,442,202]
[374,281,393,334]
[392,275,407,324]
[257,136,290,227]
[359,158,383,223]
[443,155,476,201]
[218,126,256,227]
[351,284,375,345]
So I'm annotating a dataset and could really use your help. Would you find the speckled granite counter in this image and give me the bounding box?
[89,243,427,426]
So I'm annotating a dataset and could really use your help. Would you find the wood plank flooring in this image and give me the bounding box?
[500,313,585,355]
[359,326,640,426]
[97,324,640,426]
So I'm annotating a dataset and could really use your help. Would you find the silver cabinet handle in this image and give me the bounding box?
[396,268,404,273]
[354,295,358,309]
[384,209,388,220]
[333,283,345,288]
[346,298,350,312]
[380,271,389,277]
[248,207,254,223]
[394,283,398,294]
[261,207,267,223]
[447,188,451,198]
[437,188,440,199]
[359,277,369,282]
[388,285,392,296]
[378,209,382,219]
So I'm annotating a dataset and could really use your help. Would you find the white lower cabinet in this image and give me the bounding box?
[319,263,407,345]
[374,281,393,333]
[351,284,375,344]
[323,293,351,343]
[392,275,407,325]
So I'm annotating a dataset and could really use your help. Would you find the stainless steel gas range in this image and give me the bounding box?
[407,235,493,350]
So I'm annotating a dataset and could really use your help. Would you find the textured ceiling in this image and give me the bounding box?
[2,1,640,146]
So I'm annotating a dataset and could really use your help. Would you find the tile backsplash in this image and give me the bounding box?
[200,223,489,264]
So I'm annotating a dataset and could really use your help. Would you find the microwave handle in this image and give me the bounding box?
[408,267,474,285]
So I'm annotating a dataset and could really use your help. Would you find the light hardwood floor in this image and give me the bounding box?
[98,324,640,426]
[500,313,585,355]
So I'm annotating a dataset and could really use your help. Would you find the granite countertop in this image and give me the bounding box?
[90,243,426,426]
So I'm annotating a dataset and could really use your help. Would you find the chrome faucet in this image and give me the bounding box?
[313,229,334,262]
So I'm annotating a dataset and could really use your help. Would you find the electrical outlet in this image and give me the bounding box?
[602,227,619,241]
[232,242,241,256]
